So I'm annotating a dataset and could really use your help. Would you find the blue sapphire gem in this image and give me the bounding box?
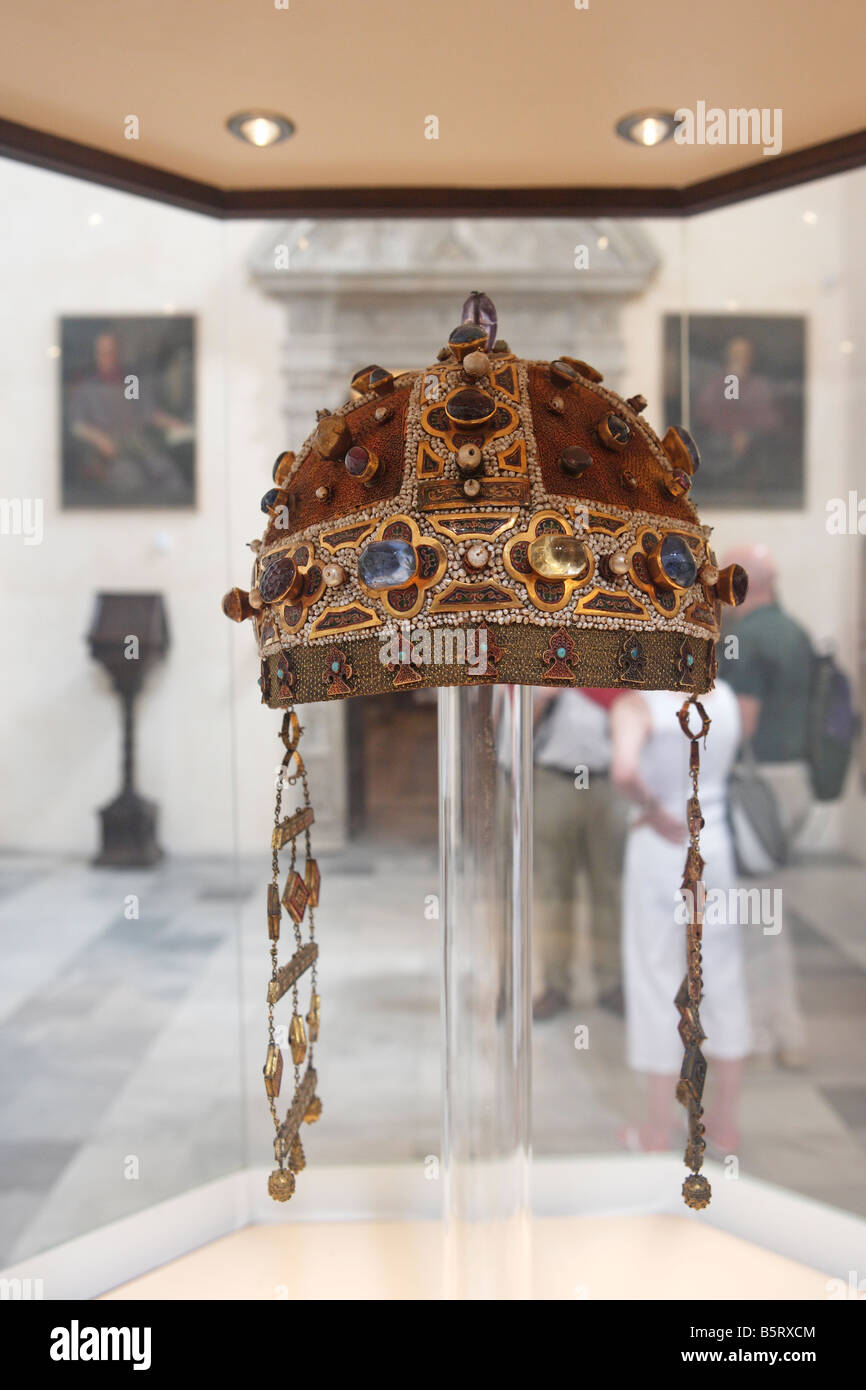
[358,539,417,590]
[658,534,698,589]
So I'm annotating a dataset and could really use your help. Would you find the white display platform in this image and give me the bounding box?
[100,1214,832,1301]
[3,1156,864,1301]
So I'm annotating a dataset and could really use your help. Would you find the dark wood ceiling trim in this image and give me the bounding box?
[221,184,685,217]
[0,116,864,220]
[679,127,866,214]
[0,117,227,217]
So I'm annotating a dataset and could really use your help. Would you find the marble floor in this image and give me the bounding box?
[0,845,864,1268]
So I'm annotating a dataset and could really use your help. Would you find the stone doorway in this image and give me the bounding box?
[346,692,438,847]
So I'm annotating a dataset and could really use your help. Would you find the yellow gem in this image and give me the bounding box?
[528,534,590,581]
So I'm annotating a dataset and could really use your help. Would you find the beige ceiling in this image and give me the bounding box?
[1,0,864,191]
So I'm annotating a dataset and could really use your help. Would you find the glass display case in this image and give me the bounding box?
[0,153,864,1300]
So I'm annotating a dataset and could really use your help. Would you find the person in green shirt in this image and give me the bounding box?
[719,547,814,763]
[718,544,811,1069]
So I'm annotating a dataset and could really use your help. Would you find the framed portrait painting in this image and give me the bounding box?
[662,313,806,509]
[60,315,196,508]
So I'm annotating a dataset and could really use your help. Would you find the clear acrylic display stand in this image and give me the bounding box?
[437,683,533,1299]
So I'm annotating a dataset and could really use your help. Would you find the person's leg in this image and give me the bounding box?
[640,1071,679,1151]
[742,911,806,1061]
[704,1059,745,1152]
[696,838,751,1150]
[622,831,685,1149]
[583,777,628,1000]
[533,765,577,1008]
[751,764,809,1061]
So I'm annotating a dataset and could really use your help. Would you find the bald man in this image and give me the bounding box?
[718,544,812,1067]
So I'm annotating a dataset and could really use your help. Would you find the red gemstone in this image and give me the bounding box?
[560,446,593,477]
[345,446,370,476]
[445,388,496,426]
[731,564,749,604]
[259,556,298,604]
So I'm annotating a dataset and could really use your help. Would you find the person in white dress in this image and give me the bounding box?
[610,679,751,1152]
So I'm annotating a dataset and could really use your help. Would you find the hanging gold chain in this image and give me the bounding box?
[675,696,712,1211]
[265,705,322,1203]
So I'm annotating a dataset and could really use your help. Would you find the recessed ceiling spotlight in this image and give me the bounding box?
[226,112,295,148]
[615,110,678,147]
[802,210,818,225]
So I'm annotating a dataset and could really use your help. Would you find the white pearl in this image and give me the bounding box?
[465,544,490,571]
[463,351,491,379]
[608,549,629,576]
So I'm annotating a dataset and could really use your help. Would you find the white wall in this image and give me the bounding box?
[1,159,862,856]
[0,158,284,856]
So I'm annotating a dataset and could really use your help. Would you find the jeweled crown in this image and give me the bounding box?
[223,292,748,703]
